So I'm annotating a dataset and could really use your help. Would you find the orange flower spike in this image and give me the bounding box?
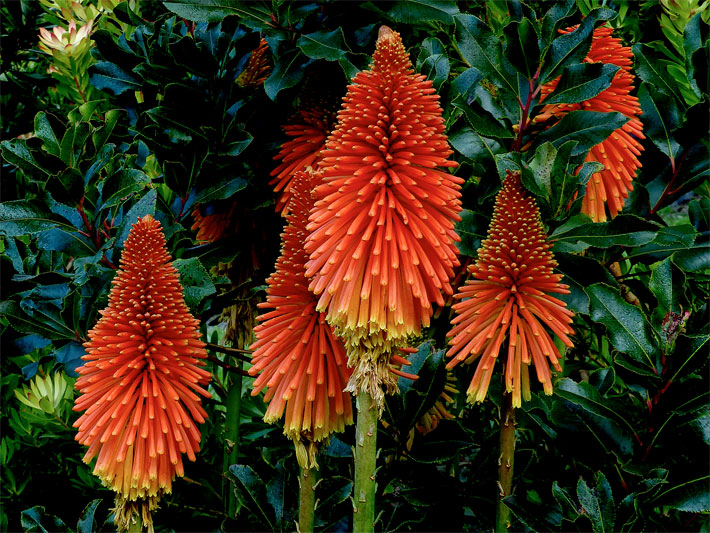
[236,37,271,88]
[539,26,644,222]
[446,171,574,408]
[304,26,463,404]
[250,170,354,468]
[270,104,337,215]
[73,215,211,531]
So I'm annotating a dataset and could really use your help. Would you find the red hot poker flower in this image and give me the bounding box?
[539,26,644,222]
[236,37,271,88]
[74,215,211,530]
[270,103,337,215]
[446,172,574,408]
[191,202,237,243]
[250,170,354,468]
[304,26,463,401]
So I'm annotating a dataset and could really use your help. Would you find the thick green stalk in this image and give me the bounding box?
[298,466,317,533]
[496,391,516,532]
[353,390,377,533]
[222,365,243,518]
[126,512,142,533]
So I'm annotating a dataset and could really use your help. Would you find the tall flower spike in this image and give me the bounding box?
[74,215,211,532]
[236,37,271,88]
[538,26,644,222]
[270,103,337,215]
[250,170,354,469]
[446,171,574,408]
[304,26,463,405]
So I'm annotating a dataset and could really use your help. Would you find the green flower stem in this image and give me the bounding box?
[222,365,243,518]
[126,512,142,533]
[298,466,317,533]
[353,390,377,533]
[495,391,516,532]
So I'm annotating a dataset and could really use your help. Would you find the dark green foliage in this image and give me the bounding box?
[1,1,708,532]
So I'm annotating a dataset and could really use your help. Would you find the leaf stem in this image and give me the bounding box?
[298,466,317,533]
[495,391,516,532]
[222,364,243,518]
[353,390,377,533]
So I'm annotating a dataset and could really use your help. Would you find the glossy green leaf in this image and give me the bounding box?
[540,8,616,81]
[76,499,101,533]
[451,67,483,99]
[297,28,348,61]
[577,472,615,533]
[33,113,61,157]
[101,169,150,209]
[89,60,142,95]
[504,18,540,78]
[264,48,306,101]
[637,84,681,160]
[449,126,504,160]
[672,245,710,272]
[454,14,516,92]
[116,189,156,247]
[586,283,660,369]
[543,63,620,105]
[649,257,686,313]
[552,214,660,252]
[0,139,50,178]
[0,201,63,235]
[556,252,618,315]
[20,505,68,533]
[632,43,685,106]
[689,197,710,232]
[452,99,515,139]
[540,0,576,43]
[653,476,710,512]
[536,110,628,157]
[194,177,248,204]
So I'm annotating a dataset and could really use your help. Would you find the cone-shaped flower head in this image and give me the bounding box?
[304,26,463,402]
[250,170,354,468]
[270,103,337,214]
[73,215,211,530]
[539,26,644,222]
[191,202,236,243]
[236,37,271,88]
[446,172,574,408]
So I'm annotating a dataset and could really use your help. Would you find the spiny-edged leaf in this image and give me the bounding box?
[297,28,348,61]
[420,52,450,90]
[164,0,273,29]
[101,169,150,209]
[174,257,216,312]
[540,0,577,44]
[194,177,248,204]
[536,110,628,157]
[265,461,285,528]
[20,506,68,533]
[503,493,564,531]
[540,8,616,82]
[689,197,710,232]
[649,257,686,313]
[552,214,660,252]
[34,112,61,157]
[627,225,698,260]
[264,48,307,101]
[555,252,618,315]
[227,464,275,529]
[555,378,636,456]
[503,18,540,78]
[77,499,102,533]
[652,476,710,512]
[0,201,65,235]
[552,481,580,522]
[577,472,615,533]
[37,228,95,256]
[453,14,516,93]
[451,67,483,99]
[452,99,514,139]
[388,0,459,24]
[89,60,142,95]
[637,84,682,159]
[116,189,156,247]
[0,139,50,178]
[543,63,620,105]
[586,283,660,369]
